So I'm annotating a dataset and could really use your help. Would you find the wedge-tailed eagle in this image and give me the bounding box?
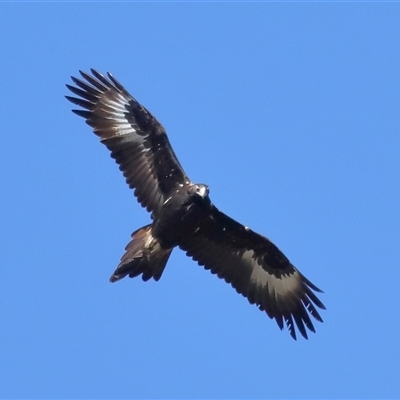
[66,69,325,340]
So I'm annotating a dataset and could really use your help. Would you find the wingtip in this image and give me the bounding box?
[90,68,106,81]
[64,94,77,103]
[109,274,120,283]
[78,69,87,78]
[285,316,297,341]
[106,71,125,92]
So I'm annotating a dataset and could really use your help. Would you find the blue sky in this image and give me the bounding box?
[1,3,400,398]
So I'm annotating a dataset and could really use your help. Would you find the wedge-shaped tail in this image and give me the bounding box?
[110,225,173,282]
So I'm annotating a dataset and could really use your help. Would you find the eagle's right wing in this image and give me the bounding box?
[66,69,191,217]
[179,205,325,340]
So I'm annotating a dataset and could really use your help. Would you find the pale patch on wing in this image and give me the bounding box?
[249,256,299,292]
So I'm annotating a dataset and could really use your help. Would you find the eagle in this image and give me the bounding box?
[65,69,325,340]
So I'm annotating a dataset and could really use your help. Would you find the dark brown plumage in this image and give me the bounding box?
[66,69,325,340]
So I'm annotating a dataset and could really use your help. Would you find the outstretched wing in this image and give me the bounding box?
[66,69,191,217]
[179,205,325,340]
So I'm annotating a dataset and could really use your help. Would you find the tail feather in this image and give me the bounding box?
[109,224,172,283]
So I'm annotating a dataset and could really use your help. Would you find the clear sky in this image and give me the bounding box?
[1,3,400,399]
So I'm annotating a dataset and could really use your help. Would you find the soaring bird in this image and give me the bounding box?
[66,69,325,340]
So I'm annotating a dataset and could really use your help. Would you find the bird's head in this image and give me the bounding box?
[194,183,209,198]
[182,183,211,209]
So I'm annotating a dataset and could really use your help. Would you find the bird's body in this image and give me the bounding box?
[66,69,325,340]
[153,183,210,248]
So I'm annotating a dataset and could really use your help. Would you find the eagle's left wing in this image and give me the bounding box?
[65,69,191,218]
[178,205,325,340]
